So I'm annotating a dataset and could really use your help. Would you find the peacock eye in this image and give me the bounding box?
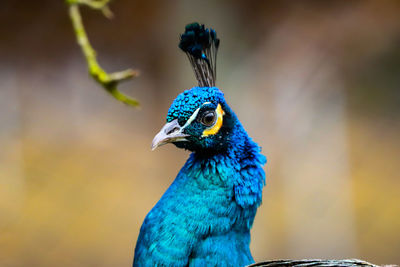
[200,110,217,127]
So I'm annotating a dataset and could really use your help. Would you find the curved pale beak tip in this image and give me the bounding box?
[151,139,160,151]
[151,131,166,151]
[151,119,189,151]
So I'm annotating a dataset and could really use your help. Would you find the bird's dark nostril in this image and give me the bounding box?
[166,127,180,135]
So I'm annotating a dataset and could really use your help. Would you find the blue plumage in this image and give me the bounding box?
[166,87,224,126]
[133,23,266,267]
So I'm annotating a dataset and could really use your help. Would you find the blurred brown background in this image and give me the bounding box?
[1,0,400,266]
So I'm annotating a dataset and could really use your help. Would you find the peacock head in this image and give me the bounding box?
[152,86,235,152]
[152,23,235,153]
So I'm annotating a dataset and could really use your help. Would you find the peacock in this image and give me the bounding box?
[133,23,380,267]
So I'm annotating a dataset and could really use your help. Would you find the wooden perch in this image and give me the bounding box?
[248,259,396,267]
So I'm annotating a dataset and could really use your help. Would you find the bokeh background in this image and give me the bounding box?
[1,0,400,266]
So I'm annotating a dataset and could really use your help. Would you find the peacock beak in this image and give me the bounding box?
[151,119,189,151]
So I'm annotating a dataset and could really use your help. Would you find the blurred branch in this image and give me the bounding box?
[66,0,140,107]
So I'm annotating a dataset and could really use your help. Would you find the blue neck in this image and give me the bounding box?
[184,117,266,208]
[133,110,266,267]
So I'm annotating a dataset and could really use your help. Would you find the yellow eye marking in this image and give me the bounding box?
[202,104,225,137]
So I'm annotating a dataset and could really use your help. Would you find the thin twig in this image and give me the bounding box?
[66,0,140,107]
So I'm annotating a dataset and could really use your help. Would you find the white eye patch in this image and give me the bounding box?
[181,102,211,130]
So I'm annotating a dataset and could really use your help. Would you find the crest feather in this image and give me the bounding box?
[179,23,220,87]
